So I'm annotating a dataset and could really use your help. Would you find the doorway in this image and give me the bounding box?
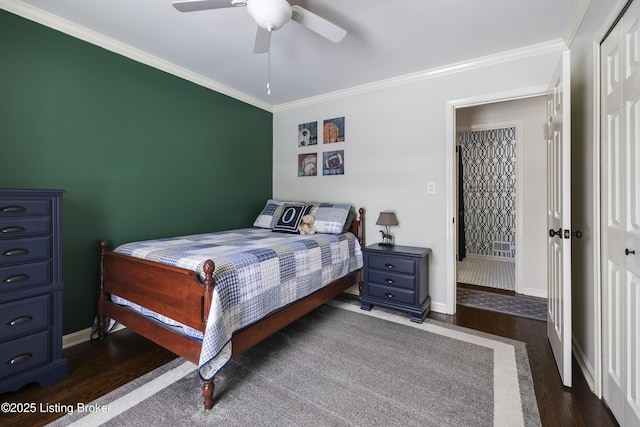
[454,97,548,300]
[456,124,518,292]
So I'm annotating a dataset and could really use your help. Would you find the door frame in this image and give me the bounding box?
[445,85,549,314]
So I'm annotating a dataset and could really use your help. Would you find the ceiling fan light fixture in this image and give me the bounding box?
[247,0,292,31]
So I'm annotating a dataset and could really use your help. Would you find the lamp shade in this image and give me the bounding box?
[375,211,399,226]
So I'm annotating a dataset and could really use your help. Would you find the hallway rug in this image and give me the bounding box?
[457,287,547,322]
[49,301,540,427]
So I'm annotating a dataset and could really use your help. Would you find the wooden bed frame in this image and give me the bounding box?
[97,208,365,410]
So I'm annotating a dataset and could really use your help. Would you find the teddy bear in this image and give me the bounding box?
[298,214,317,235]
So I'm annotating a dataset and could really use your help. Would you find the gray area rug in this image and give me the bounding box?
[49,302,540,427]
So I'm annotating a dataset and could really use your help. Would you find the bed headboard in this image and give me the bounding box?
[350,207,365,248]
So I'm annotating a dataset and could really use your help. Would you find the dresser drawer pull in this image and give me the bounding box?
[2,248,29,257]
[384,292,396,299]
[3,274,30,283]
[384,278,396,284]
[7,315,33,327]
[1,226,26,234]
[0,205,26,213]
[7,353,32,365]
[384,263,396,269]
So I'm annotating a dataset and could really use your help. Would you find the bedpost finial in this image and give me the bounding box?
[203,260,215,276]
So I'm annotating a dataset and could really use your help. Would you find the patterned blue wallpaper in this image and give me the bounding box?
[458,127,516,259]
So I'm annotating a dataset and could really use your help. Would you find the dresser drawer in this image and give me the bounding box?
[368,269,415,290]
[367,283,415,305]
[367,254,415,275]
[0,199,51,217]
[0,294,50,340]
[0,217,51,238]
[0,331,50,378]
[0,260,52,290]
[0,237,51,265]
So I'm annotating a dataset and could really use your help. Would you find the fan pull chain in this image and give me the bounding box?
[266,26,272,95]
[267,48,271,95]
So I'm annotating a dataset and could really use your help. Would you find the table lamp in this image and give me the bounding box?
[376,211,399,247]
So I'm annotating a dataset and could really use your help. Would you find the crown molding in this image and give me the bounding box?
[563,0,591,47]
[273,39,567,112]
[0,1,273,113]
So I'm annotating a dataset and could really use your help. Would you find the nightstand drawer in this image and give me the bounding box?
[0,199,51,217]
[0,260,52,290]
[0,217,51,238]
[0,237,52,265]
[367,254,415,275]
[367,283,415,305]
[368,270,415,290]
[0,294,51,340]
[0,331,50,378]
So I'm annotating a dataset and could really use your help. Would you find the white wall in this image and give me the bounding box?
[457,96,548,298]
[273,50,562,314]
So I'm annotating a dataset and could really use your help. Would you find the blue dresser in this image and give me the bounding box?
[0,189,67,393]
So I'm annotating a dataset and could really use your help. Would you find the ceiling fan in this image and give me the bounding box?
[172,0,347,55]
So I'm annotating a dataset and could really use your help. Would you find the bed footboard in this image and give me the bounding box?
[97,240,216,337]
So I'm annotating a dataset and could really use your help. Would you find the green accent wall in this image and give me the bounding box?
[0,10,273,334]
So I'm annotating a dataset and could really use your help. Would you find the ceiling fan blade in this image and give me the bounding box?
[253,26,272,54]
[172,0,233,13]
[290,5,346,43]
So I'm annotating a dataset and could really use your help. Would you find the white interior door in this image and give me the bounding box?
[546,49,572,387]
[601,1,640,424]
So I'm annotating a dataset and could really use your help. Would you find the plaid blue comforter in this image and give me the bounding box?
[112,228,363,381]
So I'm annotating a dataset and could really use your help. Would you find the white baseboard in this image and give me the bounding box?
[62,323,126,349]
[516,286,547,299]
[430,301,448,314]
[465,253,515,263]
[572,339,597,395]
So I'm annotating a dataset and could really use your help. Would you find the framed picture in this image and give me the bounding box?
[323,117,345,143]
[298,153,318,176]
[298,121,318,146]
[323,150,344,175]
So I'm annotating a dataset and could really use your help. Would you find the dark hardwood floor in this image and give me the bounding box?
[1,298,618,427]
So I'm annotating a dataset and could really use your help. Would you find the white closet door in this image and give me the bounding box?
[601,0,640,424]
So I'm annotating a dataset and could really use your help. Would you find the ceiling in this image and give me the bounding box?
[4,0,587,109]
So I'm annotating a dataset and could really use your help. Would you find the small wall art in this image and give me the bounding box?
[323,150,344,175]
[323,117,345,143]
[298,121,318,146]
[298,153,318,176]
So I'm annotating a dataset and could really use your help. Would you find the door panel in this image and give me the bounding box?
[628,272,640,422]
[546,50,572,387]
[603,13,626,421]
[602,1,640,424]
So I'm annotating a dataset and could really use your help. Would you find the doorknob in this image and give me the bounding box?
[549,228,562,238]
[626,248,636,256]
[571,230,582,238]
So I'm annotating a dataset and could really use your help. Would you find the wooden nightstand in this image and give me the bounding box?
[360,244,431,323]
